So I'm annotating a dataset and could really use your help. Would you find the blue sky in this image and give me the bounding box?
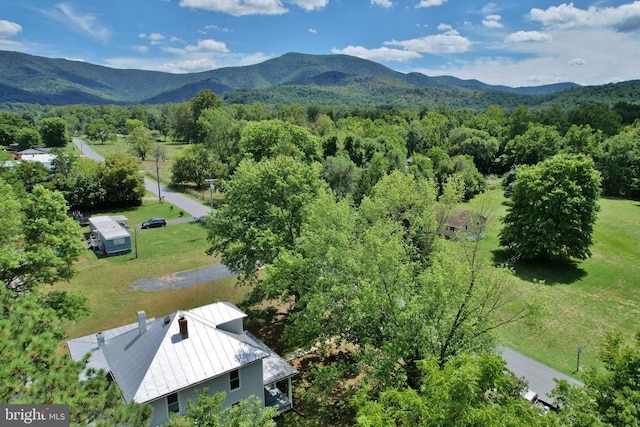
[1,1,639,87]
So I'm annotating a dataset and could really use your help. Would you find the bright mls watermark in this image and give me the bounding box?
[0,405,68,426]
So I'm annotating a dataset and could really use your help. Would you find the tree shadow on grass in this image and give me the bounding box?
[492,249,587,286]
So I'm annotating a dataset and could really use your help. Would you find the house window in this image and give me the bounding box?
[230,369,240,391]
[113,238,125,245]
[167,393,179,413]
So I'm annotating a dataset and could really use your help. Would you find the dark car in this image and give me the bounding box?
[141,218,166,229]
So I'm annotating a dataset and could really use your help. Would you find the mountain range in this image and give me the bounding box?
[1,50,638,109]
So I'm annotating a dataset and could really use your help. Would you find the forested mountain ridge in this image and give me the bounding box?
[2,49,638,109]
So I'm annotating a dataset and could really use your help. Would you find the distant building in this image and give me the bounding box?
[67,302,296,426]
[15,147,56,170]
[437,209,487,240]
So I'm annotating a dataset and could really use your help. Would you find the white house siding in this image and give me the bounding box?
[148,359,265,426]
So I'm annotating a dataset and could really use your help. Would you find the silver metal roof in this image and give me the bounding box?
[67,302,294,404]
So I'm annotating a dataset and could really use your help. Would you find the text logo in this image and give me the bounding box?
[0,405,69,426]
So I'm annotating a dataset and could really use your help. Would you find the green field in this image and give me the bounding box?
[474,192,640,377]
[59,201,247,339]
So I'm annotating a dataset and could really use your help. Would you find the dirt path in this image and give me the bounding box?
[130,264,234,291]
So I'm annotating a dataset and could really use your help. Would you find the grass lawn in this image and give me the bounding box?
[77,137,220,205]
[472,191,640,378]
[59,201,248,339]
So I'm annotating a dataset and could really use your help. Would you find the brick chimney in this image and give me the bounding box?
[96,332,105,348]
[138,310,147,335]
[178,315,188,339]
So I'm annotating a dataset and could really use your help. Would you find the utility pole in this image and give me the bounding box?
[156,156,162,203]
[205,178,216,209]
[576,345,582,373]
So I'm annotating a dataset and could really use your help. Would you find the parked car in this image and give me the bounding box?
[141,218,166,229]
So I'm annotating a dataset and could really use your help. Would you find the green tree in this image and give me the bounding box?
[321,154,360,199]
[6,160,49,192]
[99,152,146,207]
[206,156,323,279]
[191,89,223,123]
[197,107,242,178]
[355,353,557,427]
[15,127,42,149]
[39,117,69,147]
[16,185,84,291]
[0,286,152,426]
[126,126,154,161]
[171,144,216,188]
[552,332,640,426]
[448,127,499,174]
[504,123,562,167]
[597,130,640,199]
[86,118,116,145]
[506,105,534,140]
[500,154,601,260]
[562,124,603,159]
[568,103,622,136]
[164,389,275,427]
[238,119,321,162]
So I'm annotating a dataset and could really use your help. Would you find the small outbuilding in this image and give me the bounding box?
[88,215,131,256]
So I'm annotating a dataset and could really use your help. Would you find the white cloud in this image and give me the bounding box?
[148,33,166,43]
[482,14,502,29]
[185,39,229,52]
[204,25,231,32]
[416,0,447,8]
[52,3,110,42]
[309,28,317,34]
[331,45,421,62]
[385,30,471,54]
[437,23,452,31]
[372,0,393,8]
[505,31,552,43]
[0,20,22,38]
[178,0,328,16]
[413,27,640,87]
[104,52,270,74]
[530,1,640,32]
[482,3,499,15]
[290,0,329,11]
[132,45,150,53]
[179,0,288,16]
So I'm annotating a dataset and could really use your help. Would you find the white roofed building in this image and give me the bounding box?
[67,302,296,426]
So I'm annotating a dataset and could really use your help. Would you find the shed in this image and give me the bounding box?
[88,215,131,256]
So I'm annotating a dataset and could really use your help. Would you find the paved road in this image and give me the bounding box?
[73,137,211,218]
[500,346,584,403]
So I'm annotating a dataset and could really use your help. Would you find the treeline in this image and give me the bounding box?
[2,92,639,205]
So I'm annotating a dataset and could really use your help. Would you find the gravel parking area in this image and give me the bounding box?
[130,264,234,291]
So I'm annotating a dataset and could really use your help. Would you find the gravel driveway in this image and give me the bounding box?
[131,264,234,291]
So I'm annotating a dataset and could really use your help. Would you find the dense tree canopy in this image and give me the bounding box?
[39,117,69,147]
[206,155,323,279]
[99,152,146,207]
[500,154,601,260]
[0,182,83,292]
[262,172,539,390]
[0,286,152,426]
[165,389,275,427]
[355,354,556,427]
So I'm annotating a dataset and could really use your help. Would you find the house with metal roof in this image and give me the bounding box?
[87,215,131,256]
[67,302,297,426]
